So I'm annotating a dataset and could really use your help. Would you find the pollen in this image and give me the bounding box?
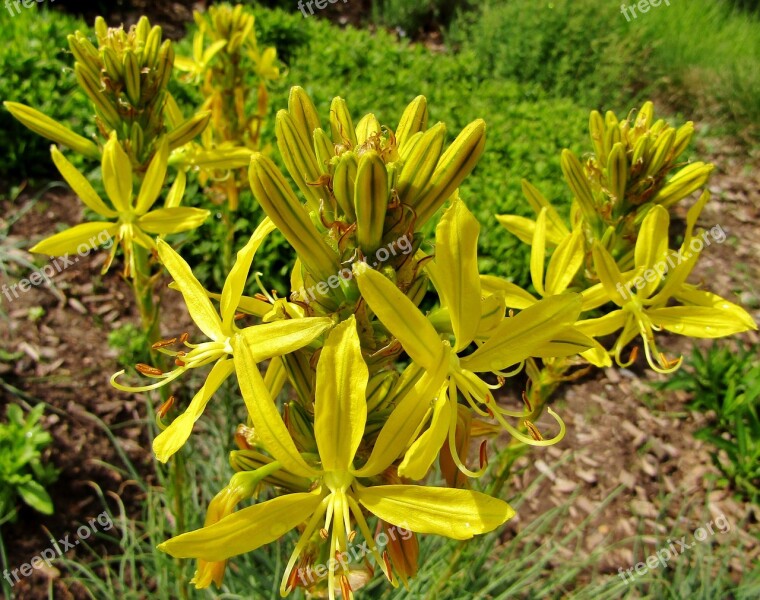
[157,395,175,419]
[522,390,533,412]
[136,363,163,376]
[340,574,353,599]
[151,337,177,349]
[479,440,489,468]
[524,420,544,442]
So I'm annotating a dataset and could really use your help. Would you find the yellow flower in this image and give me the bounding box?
[354,200,593,480]
[29,134,209,277]
[580,200,756,372]
[158,317,514,599]
[112,218,334,462]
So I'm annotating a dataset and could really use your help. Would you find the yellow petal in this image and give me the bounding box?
[356,485,514,540]
[530,208,547,296]
[575,310,628,337]
[164,170,187,209]
[314,317,367,471]
[674,288,757,332]
[158,491,324,562]
[591,242,628,307]
[153,359,234,463]
[102,133,133,212]
[634,205,669,298]
[233,339,318,479]
[220,218,276,329]
[647,307,757,338]
[138,207,210,235]
[530,327,596,358]
[433,199,481,350]
[4,101,100,159]
[134,137,170,214]
[353,357,448,478]
[520,179,568,235]
[397,384,450,480]
[480,275,537,310]
[157,239,223,341]
[236,317,334,361]
[461,294,582,373]
[545,228,584,295]
[355,263,446,373]
[29,222,118,256]
[50,146,117,218]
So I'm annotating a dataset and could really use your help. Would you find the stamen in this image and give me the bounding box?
[479,440,489,468]
[254,272,275,304]
[285,564,300,593]
[382,551,394,583]
[179,332,189,344]
[136,363,163,376]
[151,337,177,349]
[524,420,544,442]
[522,390,533,413]
[340,574,352,599]
[157,396,175,419]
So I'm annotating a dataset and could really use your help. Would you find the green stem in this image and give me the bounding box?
[131,246,188,597]
[131,245,160,347]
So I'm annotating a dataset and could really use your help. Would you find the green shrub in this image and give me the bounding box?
[627,0,760,137]
[0,7,92,182]
[446,0,652,110]
[0,403,59,524]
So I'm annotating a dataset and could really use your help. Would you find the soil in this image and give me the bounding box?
[498,135,760,589]
[0,190,196,599]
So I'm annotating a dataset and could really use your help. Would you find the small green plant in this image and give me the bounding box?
[660,342,760,502]
[0,403,59,525]
[108,323,152,370]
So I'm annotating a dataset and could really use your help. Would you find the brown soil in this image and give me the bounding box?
[498,136,760,591]
[0,189,196,599]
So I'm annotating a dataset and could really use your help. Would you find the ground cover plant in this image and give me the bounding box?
[1,1,759,599]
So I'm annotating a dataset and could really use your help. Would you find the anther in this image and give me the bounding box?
[382,551,394,582]
[157,396,175,419]
[479,440,489,468]
[524,420,544,441]
[320,528,329,540]
[522,390,533,412]
[340,574,352,599]
[136,363,163,376]
[179,332,189,344]
[151,337,177,349]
